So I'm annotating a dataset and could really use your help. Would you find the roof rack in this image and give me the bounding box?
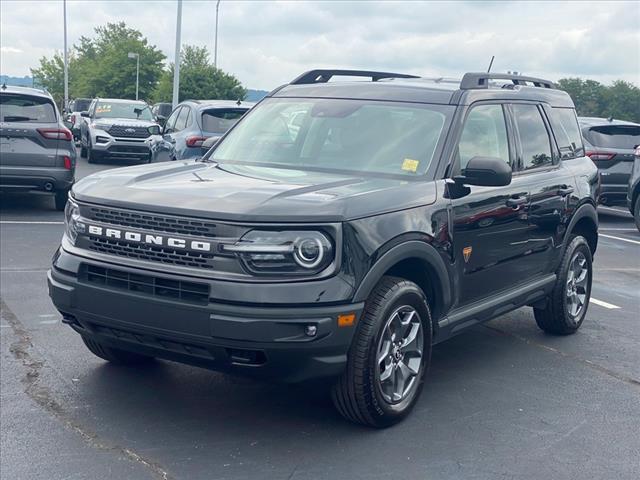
[290,69,420,85]
[460,72,556,90]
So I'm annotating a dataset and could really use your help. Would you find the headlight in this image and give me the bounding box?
[222,230,333,275]
[91,122,109,130]
[64,198,84,245]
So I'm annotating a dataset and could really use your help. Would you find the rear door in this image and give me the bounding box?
[0,93,59,167]
[510,103,575,276]
[583,124,640,187]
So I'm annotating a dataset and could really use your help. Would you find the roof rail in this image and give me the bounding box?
[460,72,556,90]
[290,69,420,85]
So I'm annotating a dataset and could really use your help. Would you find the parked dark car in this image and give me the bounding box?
[48,70,599,427]
[156,100,253,161]
[151,102,173,127]
[0,85,76,210]
[79,98,161,164]
[628,145,640,231]
[579,117,640,206]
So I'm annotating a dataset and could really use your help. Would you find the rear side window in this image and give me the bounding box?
[513,104,553,170]
[174,106,190,131]
[548,107,584,159]
[0,94,56,123]
[73,99,92,112]
[458,104,510,170]
[201,108,247,133]
[585,125,640,150]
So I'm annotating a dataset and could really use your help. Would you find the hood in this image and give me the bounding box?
[72,161,438,223]
[93,117,158,127]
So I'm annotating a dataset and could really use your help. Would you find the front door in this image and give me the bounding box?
[449,103,532,307]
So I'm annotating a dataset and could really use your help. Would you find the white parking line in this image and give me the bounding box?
[599,228,638,232]
[598,206,631,215]
[591,298,621,310]
[0,221,64,224]
[600,233,640,246]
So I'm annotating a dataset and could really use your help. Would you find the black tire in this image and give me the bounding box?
[82,336,154,365]
[534,235,592,335]
[54,189,69,211]
[331,276,432,428]
[80,139,87,158]
[634,196,640,233]
[86,142,100,164]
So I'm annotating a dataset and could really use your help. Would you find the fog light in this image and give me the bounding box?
[305,325,317,337]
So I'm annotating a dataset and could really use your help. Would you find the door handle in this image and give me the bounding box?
[558,185,574,197]
[506,195,528,208]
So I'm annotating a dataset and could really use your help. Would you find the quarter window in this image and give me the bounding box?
[513,104,553,170]
[458,104,510,171]
[174,106,190,131]
[164,107,182,133]
[548,107,584,159]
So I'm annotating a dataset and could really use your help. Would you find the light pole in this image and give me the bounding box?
[214,0,220,69]
[128,52,140,100]
[63,0,68,111]
[172,0,183,107]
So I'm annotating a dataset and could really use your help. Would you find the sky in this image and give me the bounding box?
[1,0,639,90]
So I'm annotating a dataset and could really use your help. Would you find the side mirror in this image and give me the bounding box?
[80,111,90,118]
[455,156,512,187]
[201,136,220,154]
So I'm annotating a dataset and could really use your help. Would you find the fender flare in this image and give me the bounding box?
[565,202,598,251]
[352,240,452,314]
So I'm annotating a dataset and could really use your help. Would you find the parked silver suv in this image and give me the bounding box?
[79,98,160,164]
[0,85,76,210]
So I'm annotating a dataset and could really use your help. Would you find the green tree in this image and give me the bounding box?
[31,22,165,106]
[602,80,640,123]
[153,45,247,103]
[557,78,640,123]
[557,78,607,117]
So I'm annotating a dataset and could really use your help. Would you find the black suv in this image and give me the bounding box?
[48,70,599,427]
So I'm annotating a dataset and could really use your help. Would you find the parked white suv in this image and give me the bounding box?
[79,98,161,164]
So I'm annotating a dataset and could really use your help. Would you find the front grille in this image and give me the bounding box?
[108,125,150,138]
[83,264,210,304]
[107,145,150,156]
[86,206,219,238]
[87,236,215,269]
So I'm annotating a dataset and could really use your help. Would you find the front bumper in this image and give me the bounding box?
[48,249,363,383]
[91,129,153,160]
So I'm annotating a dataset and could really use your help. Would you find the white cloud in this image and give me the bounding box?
[1,46,23,53]
[0,0,638,89]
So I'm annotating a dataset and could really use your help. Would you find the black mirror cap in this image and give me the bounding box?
[80,111,90,117]
[456,156,512,187]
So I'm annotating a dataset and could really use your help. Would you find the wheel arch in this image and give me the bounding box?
[566,202,598,255]
[352,241,452,324]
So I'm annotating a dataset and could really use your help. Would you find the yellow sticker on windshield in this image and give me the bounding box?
[402,158,419,173]
[96,105,111,113]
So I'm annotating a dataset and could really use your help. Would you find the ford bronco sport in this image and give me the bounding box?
[48,70,599,427]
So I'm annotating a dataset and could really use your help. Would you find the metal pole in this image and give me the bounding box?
[214,0,220,69]
[172,0,182,106]
[63,0,69,110]
[135,54,139,100]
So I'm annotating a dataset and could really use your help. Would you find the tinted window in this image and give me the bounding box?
[585,125,640,150]
[211,98,451,176]
[73,99,92,112]
[548,107,584,159]
[164,107,182,132]
[174,106,190,131]
[201,108,247,133]
[94,101,153,121]
[158,104,173,117]
[458,104,510,170]
[0,94,56,122]
[513,104,553,170]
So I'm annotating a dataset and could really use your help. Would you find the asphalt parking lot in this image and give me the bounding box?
[1,153,639,480]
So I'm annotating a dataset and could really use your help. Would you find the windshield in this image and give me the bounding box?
[0,93,57,123]
[210,98,451,176]
[94,101,154,121]
[585,125,640,150]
